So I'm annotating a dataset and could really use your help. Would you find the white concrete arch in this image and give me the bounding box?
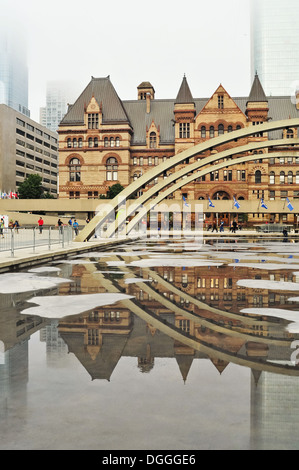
[125,150,299,234]
[75,119,299,241]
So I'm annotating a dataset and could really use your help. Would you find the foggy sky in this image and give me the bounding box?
[2,0,251,121]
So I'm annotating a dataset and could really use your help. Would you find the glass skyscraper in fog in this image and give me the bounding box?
[0,18,30,117]
[251,0,299,96]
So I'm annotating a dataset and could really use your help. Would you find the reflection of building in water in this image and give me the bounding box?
[0,341,28,421]
[251,371,299,450]
[53,260,299,383]
[58,305,133,380]
[40,321,68,366]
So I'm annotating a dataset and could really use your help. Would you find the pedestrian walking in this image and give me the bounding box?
[13,220,19,233]
[73,219,79,236]
[232,220,238,233]
[0,218,4,238]
[68,218,73,226]
[220,220,224,232]
[38,217,44,234]
[212,222,218,233]
[57,218,63,234]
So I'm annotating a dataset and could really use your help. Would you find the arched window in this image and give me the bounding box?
[67,138,72,148]
[288,171,293,184]
[209,126,215,138]
[78,138,83,148]
[287,129,294,138]
[104,137,109,147]
[255,170,262,184]
[106,157,118,181]
[201,126,206,138]
[150,132,157,148]
[110,137,115,147]
[296,172,299,184]
[116,137,120,147]
[73,138,77,148]
[94,137,98,147]
[69,158,81,182]
[218,124,224,135]
[280,171,285,184]
[88,137,93,147]
[269,172,275,184]
[228,125,233,133]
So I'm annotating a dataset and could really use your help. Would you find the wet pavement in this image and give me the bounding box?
[1,234,299,450]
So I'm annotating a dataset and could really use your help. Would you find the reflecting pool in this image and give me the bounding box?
[1,236,299,450]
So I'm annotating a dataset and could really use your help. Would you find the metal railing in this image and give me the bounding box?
[0,225,75,257]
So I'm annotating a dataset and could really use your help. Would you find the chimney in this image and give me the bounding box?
[146,93,151,114]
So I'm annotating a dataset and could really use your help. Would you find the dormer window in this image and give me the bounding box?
[88,113,99,129]
[150,132,157,148]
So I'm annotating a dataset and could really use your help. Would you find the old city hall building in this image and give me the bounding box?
[58,74,299,226]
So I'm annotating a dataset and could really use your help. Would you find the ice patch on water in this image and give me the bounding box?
[0,272,72,293]
[20,293,135,319]
[241,307,299,333]
[95,270,126,274]
[124,278,151,284]
[58,260,96,265]
[28,267,61,273]
[237,279,299,291]
[106,261,127,266]
[128,259,223,268]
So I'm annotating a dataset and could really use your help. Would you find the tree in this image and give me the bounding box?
[18,174,44,199]
[100,183,124,199]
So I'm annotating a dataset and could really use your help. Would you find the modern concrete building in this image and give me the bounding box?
[0,18,30,117]
[250,0,299,96]
[0,105,59,195]
[58,74,299,227]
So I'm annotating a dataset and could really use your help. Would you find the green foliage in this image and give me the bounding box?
[18,174,44,199]
[100,183,125,199]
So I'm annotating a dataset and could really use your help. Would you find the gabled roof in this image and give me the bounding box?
[60,76,131,126]
[175,75,194,104]
[247,73,268,103]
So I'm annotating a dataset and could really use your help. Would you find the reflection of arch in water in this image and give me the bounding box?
[75,119,299,241]
[113,254,293,346]
[95,268,299,377]
[55,261,299,378]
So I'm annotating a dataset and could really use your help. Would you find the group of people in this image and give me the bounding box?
[37,216,80,235]
[0,218,19,237]
[207,220,239,233]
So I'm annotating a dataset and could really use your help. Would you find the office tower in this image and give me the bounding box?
[251,0,299,96]
[0,104,59,195]
[40,81,81,133]
[0,18,30,117]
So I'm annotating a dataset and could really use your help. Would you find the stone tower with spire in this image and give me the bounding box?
[174,75,196,155]
[246,72,269,126]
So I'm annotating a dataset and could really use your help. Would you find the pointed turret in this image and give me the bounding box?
[174,76,196,152]
[175,75,194,104]
[246,73,269,122]
[247,72,268,105]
